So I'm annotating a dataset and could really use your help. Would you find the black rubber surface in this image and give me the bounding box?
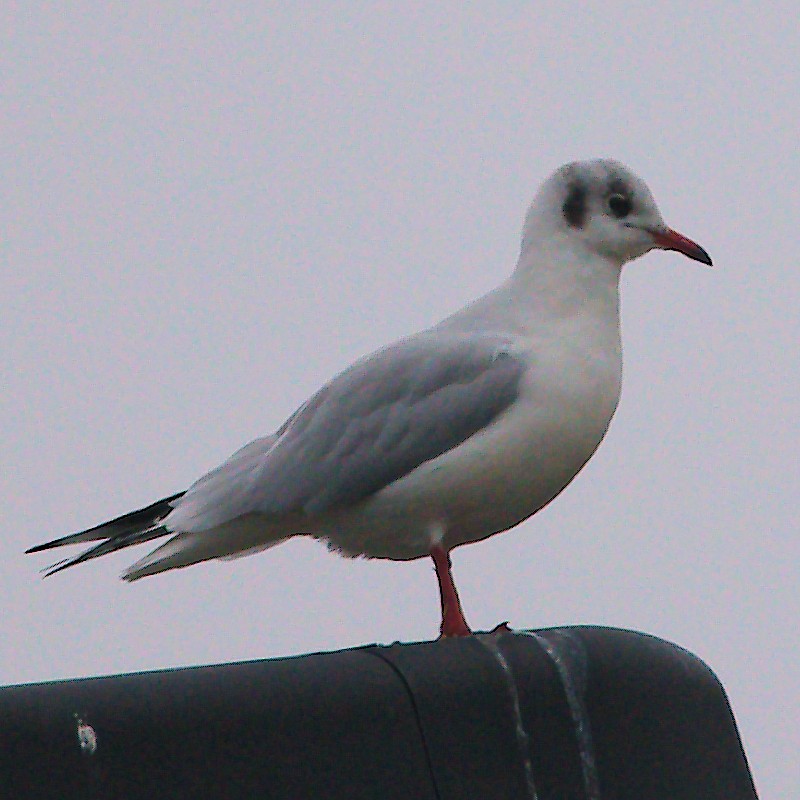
[1,626,757,799]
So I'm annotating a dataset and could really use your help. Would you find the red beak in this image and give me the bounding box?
[651,227,713,266]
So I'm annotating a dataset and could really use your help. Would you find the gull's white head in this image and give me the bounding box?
[522,159,712,268]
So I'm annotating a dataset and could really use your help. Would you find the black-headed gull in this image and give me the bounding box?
[28,159,711,637]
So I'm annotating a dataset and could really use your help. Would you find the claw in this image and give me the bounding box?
[489,621,513,635]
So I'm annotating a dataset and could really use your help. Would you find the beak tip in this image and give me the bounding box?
[696,248,713,267]
[653,227,713,267]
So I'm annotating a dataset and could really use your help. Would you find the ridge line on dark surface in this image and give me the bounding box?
[527,630,600,799]
[363,647,443,800]
[477,634,540,799]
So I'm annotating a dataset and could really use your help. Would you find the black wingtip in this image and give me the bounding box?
[26,541,58,555]
[26,491,185,558]
[26,534,90,554]
[41,559,72,578]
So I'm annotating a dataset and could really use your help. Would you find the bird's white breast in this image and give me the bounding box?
[322,317,622,560]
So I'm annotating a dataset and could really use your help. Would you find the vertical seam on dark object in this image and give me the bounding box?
[364,649,443,800]
[526,631,601,800]
[476,635,539,800]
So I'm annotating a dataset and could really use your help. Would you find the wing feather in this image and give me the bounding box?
[169,332,526,530]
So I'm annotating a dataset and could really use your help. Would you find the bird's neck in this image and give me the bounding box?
[507,233,622,331]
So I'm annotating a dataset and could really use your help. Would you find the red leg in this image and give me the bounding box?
[430,545,472,638]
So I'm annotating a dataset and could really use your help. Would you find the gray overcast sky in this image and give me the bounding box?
[3,3,797,796]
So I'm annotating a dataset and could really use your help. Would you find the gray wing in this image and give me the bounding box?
[170,332,526,529]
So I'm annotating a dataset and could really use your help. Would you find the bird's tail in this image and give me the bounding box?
[26,492,184,577]
[119,523,291,582]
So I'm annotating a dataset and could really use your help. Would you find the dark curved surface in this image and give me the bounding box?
[1,626,757,799]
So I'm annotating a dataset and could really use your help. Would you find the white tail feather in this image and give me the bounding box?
[121,517,291,581]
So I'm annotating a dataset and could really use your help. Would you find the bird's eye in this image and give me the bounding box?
[608,193,632,219]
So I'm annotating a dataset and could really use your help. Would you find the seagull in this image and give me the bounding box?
[28,159,712,637]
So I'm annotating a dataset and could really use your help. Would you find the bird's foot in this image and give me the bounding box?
[437,620,512,639]
[438,614,473,638]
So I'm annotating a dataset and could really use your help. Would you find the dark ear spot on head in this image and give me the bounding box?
[562,182,586,229]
